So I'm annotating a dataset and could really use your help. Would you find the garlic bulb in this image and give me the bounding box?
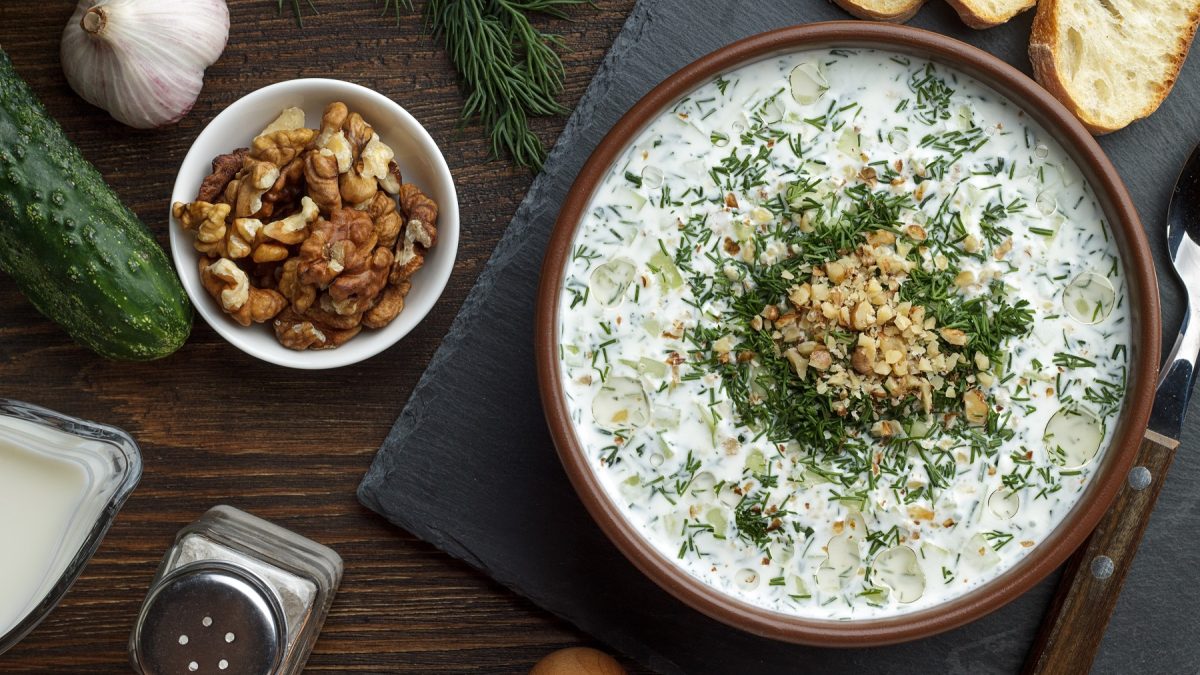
[61,0,229,129]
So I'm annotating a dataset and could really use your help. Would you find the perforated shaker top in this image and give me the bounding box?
[132,561,285,675]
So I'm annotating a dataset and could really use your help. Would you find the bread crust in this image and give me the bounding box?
[832,0,926,22]
[1026,1,1101,132]
[1029,0,1200,134]
[945,0,1036,29]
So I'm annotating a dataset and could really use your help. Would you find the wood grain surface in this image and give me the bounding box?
[0,1,639,672]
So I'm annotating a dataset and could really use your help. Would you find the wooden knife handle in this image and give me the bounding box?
[1023,430,1180,675]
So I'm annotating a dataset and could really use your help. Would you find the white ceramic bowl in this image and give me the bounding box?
[169,79,459,369]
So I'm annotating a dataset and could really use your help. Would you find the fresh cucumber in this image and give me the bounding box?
[0,48,191,360]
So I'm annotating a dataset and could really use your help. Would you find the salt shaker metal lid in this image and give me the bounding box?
[130,506,342,675]
[132,561,285,675]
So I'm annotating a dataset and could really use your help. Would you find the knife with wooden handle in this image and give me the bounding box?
[1024,145,1200,674]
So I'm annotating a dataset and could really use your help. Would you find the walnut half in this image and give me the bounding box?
[198,257,287,327]
[173,201,229,257]
[273,307,361,350]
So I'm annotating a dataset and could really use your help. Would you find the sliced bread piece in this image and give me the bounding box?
[945,0,1036,29]
[832,0,927,22]
[1030,0,1200,133]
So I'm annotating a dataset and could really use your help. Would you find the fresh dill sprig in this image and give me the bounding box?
[379,0,415,23]
[1053,352,1096,369]
[427,0,594,169]
[274,1,415,28]
[274,0,588,169]
[278,0,318,26]
[734,491,788,552]
[978,197,1024,247]
[984,530,1014,550]
[908,63,955,125]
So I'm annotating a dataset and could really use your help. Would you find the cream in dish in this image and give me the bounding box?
[556,49,1130,619]
[0,418,93,635]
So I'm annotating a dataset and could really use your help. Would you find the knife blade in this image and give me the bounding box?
[1024,144,1200,674]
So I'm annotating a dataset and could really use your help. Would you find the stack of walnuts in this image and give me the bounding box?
[172,102,439,350]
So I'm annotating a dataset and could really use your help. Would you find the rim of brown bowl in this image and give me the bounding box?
[535,21,1160,647]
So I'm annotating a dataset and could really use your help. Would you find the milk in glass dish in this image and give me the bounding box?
[0,400,142,653]
[556,49,1130,619]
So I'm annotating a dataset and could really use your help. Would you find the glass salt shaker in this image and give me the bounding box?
[129,505,342,675]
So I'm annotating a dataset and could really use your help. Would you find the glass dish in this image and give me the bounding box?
[0,399,143,655]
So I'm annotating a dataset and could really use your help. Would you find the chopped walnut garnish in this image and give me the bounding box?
[741,239,960,424]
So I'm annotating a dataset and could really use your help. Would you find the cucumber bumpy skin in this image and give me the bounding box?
[0,49,191,360]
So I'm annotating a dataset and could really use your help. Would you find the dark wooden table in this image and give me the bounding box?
[0,1,640,671]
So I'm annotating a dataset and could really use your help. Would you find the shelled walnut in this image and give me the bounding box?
[173,102,440,350]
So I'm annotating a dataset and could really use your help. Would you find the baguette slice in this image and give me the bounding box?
[1030,0,1200,134]
[832,0,927,22]
[945,0,1036,28]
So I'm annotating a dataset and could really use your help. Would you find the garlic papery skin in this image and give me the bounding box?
[61,0,230,129]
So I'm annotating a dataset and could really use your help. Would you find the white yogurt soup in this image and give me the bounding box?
[556,49,1130,619]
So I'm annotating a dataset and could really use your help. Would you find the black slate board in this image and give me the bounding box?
[359,2,1200,672]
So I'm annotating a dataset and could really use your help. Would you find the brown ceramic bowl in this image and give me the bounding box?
[535,22,1160,646]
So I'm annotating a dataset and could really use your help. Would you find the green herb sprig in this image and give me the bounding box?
[427,0,591,169]
[278,0,414,25]
[278,0,318,26]
[380,0,416,21]
[273,0,590,169]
